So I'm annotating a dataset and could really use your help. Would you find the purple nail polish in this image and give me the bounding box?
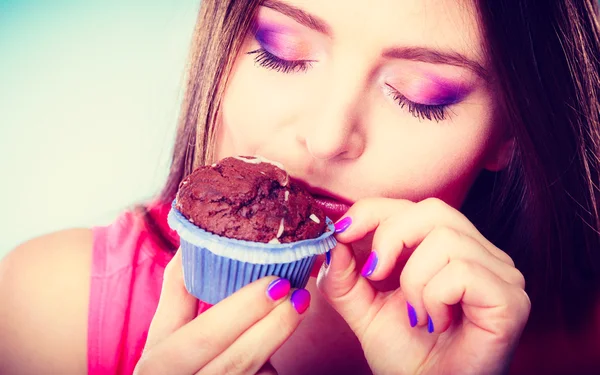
[325,251,331,267]
[361,251,378,277]
[407,302,418,327]
[427,315,434,333]
[334,217,352,233]
[290,289,311,314]
[266,278,291,301]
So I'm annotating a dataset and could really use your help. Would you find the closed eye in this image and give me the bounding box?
[385,84,450,122]
[248,49,314,74]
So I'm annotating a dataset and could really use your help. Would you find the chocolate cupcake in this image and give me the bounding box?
[168,156,336,304]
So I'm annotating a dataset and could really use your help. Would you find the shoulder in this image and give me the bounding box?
[0,229,92,375]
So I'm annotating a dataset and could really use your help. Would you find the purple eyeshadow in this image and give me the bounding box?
[255,28,278,50]
[254,25,302,60]
[417,77,470,106]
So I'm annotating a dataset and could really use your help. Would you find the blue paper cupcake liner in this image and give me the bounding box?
[168,201,337,304]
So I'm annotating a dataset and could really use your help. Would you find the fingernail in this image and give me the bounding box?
[266,278,291,301]
[334,217,352,233]
[325,251,331,267]
[290,289,311,314]
[427,315,434,333]
[407,302,418,327]
[361,251,378,277]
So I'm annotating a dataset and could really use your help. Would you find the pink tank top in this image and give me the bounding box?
[87,201,179,375]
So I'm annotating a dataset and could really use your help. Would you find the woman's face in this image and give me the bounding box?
[216,0,510,221]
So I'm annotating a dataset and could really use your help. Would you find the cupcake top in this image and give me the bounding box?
[175,156,327,244]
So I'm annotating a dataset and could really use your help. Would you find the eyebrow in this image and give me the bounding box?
[383,47,489,80]
[262,0,331,35]
[261,0,489,80]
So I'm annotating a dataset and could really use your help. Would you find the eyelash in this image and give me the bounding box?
[248,47,450,122]
[248,48,313,74]
[386,84,448,122]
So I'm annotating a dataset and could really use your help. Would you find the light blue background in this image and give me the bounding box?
[0,0,201,257]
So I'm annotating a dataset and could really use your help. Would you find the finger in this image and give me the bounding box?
[333,198,412,243]
[138,276,291,374]
[399,227,526,327]
[335,197,514,271]
[145,250,198,350]
[316,242,378,338]
[422,259,530,339]
[198,289,310,375]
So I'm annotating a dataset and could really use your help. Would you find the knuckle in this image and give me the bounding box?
[221,352,252,375]
[450,258,475,275]
[274,307,300,334]
[430,226,462,244]
[516,288,532,315]
[495,250,516,267]
[400,269,428,304]
[399,268,420,293]
[510,269,526,289]
[421,281,437,305]
[496,288,531,336]
[421,197,448,213]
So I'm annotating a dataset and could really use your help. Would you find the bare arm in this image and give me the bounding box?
[0,229,92,375]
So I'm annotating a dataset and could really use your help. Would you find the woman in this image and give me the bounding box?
[1,0,599,374]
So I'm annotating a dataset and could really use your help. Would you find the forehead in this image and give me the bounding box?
[266,0,485,65]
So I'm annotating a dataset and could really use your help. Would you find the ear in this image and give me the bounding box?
[483,137,514,172]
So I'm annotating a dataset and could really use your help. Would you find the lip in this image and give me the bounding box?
[291,178,353,221]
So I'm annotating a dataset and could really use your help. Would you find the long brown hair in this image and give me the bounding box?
[472,0,600,331]
[159,0,262,202]
[149,0,600,332]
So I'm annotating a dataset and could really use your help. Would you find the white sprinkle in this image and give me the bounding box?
[189,218,195,224]
[309,214,320,224]
[182,180,188,185]
[284,191,289,202]
[233,155,285,170]
[255,155,285,170]
[211,163,217,167]
[276,218,285,238]
[260,171,266,175]
[268,238,281,244]
[233,155,260,164]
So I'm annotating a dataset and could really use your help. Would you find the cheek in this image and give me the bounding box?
[376,142,485,207]
[373,146,480,202]
[219,63,269,154]
[218,55,308,157]
[365,103,494,206]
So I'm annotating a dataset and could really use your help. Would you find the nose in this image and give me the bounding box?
[297,70,367,161]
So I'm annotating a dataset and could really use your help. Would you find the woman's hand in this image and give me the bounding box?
[134,250,311,375]
[317,198,531,375]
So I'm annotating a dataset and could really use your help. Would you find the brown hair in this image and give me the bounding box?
[159,0,263,203]
[471,0,600,331]
[149,0,600,332]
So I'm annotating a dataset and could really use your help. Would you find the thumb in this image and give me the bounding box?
[316,242,377,336]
